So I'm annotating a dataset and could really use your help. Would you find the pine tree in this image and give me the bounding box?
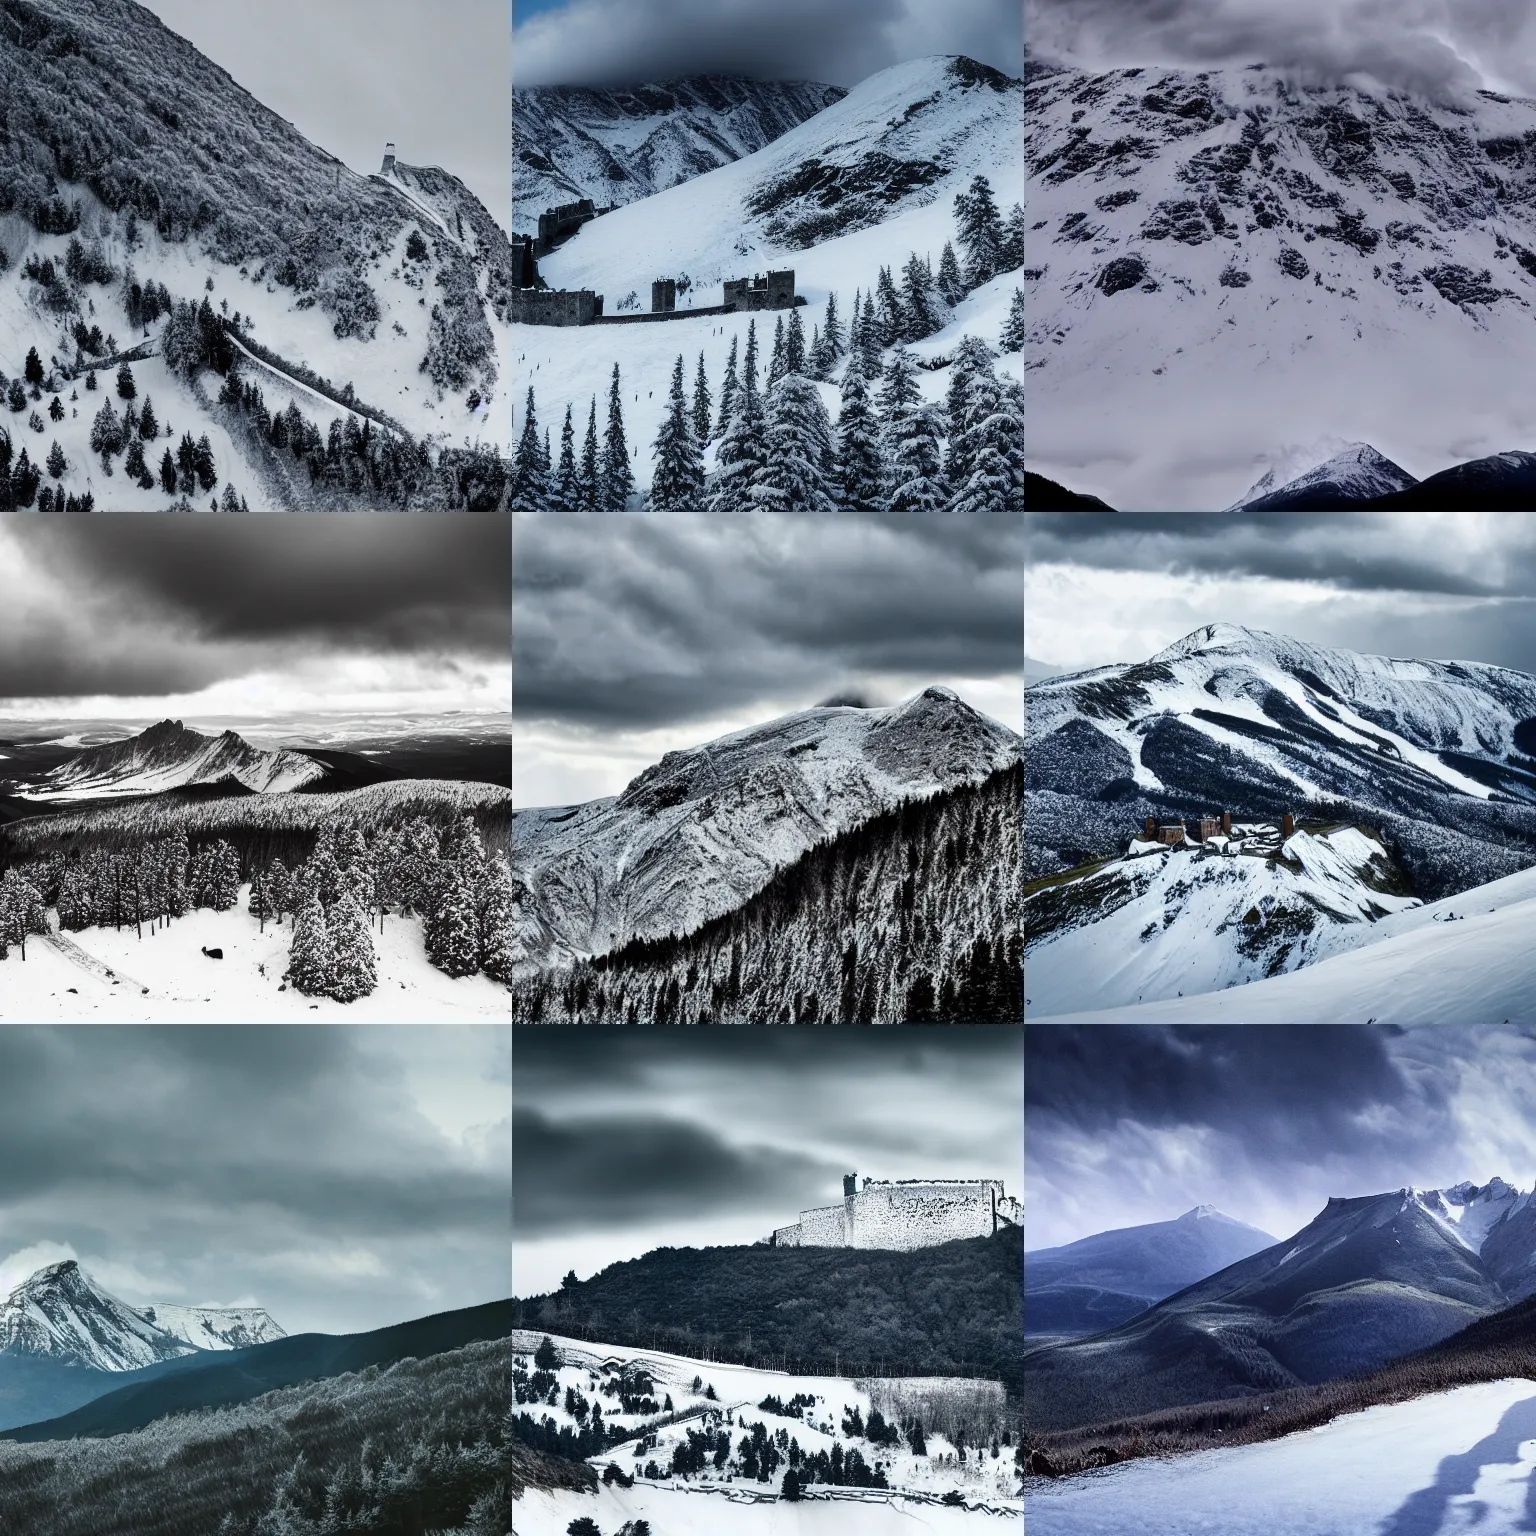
[785,307,807,376]
[945,335,995,491]
[847,287,862,359]
[709,320,768,512]
[600,364,633,512]
[1001,202,1026,271]
[45,441,65,479]
[880,350,948,512]
[1000,286,1026,352]
[901,253,941,341]
[194,434,217,492]
[822,290,844,363]
[859,292,881,377]
[89,400,122,456]
[875,266,905,347]
[950,372,1025,514]
[715,334,739,437]
[955,174,1004,288]
[288,893,334,997]
[578,396,601,511]
[835,367,884,513]
[692,351,712,444]
[48,395,63,423]
[138,393,158,439]
[427,866,481,977]
[10,448,38,507]
[479,855,515,983]
[116,362,136,400]
[23,348,43,388]
[807,322,830,381]
[650,354,705,511]
[250,868,272,930]
[159,448,177,494]
[755,374,836,513]
[550,404,578,511]
[326,889,377,1001]
[767,314,787,388]
[511,387,546,510]
[937,241,967,305]
[124,436,147,481]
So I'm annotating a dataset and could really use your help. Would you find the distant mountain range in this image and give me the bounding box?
[1024,1179,1536,1432]
[1025,1207,1277,1337]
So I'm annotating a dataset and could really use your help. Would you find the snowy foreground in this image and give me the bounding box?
[1025,1378,1536,1536]
[0,887,509,1022]
[511,1332,1019,1532]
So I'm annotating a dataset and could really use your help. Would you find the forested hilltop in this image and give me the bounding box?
[512,764,1022,1024]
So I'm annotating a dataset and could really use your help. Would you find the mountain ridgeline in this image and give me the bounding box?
[514,763,1022,1024]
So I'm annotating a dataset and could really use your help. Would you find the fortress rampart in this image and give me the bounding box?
[772,1177,1021,1252]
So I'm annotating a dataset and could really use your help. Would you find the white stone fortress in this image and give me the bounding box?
[771,1175,1022,1252]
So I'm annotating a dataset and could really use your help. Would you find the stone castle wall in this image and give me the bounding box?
[773,1179,1012,1252]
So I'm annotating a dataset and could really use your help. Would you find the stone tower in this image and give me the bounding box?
[842,1173,858,1197]
[381,142,397,175]
[1282,812,1296,838]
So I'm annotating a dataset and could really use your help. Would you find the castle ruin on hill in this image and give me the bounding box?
[1138,811,1297,850]
[770,1175,1022,1252]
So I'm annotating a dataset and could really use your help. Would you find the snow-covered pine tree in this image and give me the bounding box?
[1001,202,1026,271]
[937,241,967,305]
[511,387,547,511]
[880,350,948,513]
[249,867,271,931]
[767,314,787,388]
[875,266,907,349]
[427,865,481,977]
[138,394,158,439]
[715,334,739,438]
[288,893,334,997]
[326,888,377,1002]
[901,253,941,341]
[949,362,1024,514]
[692,351,712,444]
[479,855,515,983]
[955,174,1004,288]
[847,287,862,359]
[116,362,136,400]
[650,353,705,512]
[551,404,578,511]
[785,307,807,376]
[755,374,836,513]
[267,857,291,923]
[823,290,844,362]
[807,322,829,380]
[1000,286,1025,353]
[207,839,240,910]
[860,292,881,377]
[600,364,633,512]
[708,320,768,512]
[541,426,552,484]
[0,870,45,960]
[89,399,121,456]
[193,434,217,492]
[46,441,65,479]
[835,366,884,513]
[578,397,601,511]
[944,335,996,491]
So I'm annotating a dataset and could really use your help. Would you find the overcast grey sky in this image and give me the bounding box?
[514,0,1021,88]
[0,516,510,723]
[513,1027,1023,1294]
[1026,1024,1536,1253]
[513,514,1023,807]
[1026,511,1536,678]
[1026,0,1536,98]
[140,0,510,231]
[0,1026,510,1336]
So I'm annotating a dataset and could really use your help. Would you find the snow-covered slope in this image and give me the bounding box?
[513,687,1021,971]
[1026,1206,1278,1338]
[1224,442,1418,510]
[0,1262,193,1372]
[513,76,845,232]
[1024,822,1419,1014]
[1025,58,1536,509]
[13,719,325,800]
[133,1303,286,1353]
[0,0,509,510]
[1024,1378,1536,1536]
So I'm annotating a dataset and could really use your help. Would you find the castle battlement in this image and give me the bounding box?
[771,1175,1020,1252]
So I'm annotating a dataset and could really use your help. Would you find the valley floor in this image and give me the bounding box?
[1024,1377,1536,1536]
[0,888,509,1021]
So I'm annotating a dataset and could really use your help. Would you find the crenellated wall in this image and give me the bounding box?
[771,1178,1017,1252]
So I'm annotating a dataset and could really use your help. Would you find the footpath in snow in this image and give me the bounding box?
[1024,1378,1536,1536]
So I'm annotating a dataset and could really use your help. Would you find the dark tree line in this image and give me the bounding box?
[513,764,1023,1024]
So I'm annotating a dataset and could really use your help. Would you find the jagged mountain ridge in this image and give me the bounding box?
[1026,623,1536,903]
[1023,1179,1536,1431]
[15,719,326,800]
[1025,1206,1278,1337]
[1025,58,1536,508]
[0,0,511,509]
[1226,442,1418,510]
[0,1259,283,1372]
[512,75,846,234]
[513,686,1021,976]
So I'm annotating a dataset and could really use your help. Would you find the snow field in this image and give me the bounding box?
[0,888,509,1022]
[1023,1378,1536,1536]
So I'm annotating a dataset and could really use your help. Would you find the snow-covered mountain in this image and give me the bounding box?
[1026,1206,1277,1337]
[14,719,325,801]
[1025,58,1536,509]
[1224,442,1418,510]
[0,0,510,511]
[512,76,845,233]
[1027,624,1536,905]
[514,686,1021,974]
[1024,1179,1536,1432]
[133,1302,287,1353]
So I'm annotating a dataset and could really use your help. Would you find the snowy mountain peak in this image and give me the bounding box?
[1182,1204,1222,1221]
[135,1302,287,1353]
[1146,623,1274,663]
[1226,444,1419,511]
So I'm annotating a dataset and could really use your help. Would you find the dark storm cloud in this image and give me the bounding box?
[514,0,1021,89]
[513,515,1022,728]
[514,1105,838,1236]
[140,0,509,228]
[1025,1024,1436,1161]
[1026,0,1536,98]
[0,516,509,700]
